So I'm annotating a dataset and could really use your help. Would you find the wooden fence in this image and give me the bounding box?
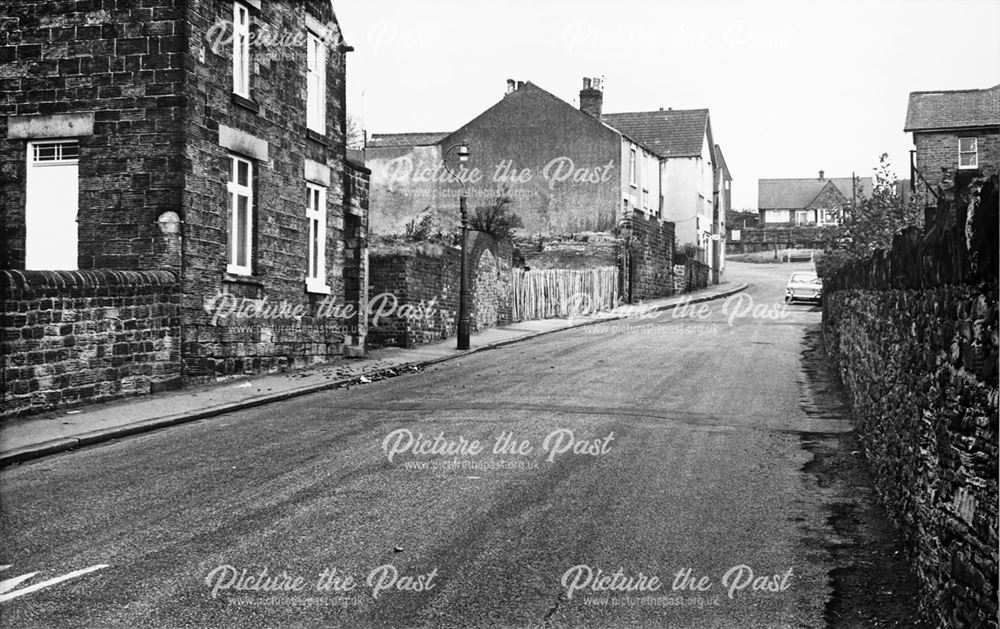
[511,267,619,321]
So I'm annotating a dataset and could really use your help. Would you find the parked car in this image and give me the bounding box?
[785,272,823,303]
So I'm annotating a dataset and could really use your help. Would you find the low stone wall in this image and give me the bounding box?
[518,233,618,270]
[1,270,181,418]
[822,179,998,627]
[727,225,838,254]
[672,260,710,293]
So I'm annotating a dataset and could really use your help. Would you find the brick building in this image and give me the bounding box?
[905,83,1000,209]
[601,106,725,282]
[366,78,685,302]
[366,78,663,238]
[2,0,368,414]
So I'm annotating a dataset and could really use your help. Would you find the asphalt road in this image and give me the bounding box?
[0,261,893,628]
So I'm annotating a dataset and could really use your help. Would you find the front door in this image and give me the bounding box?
[25,140,79,270]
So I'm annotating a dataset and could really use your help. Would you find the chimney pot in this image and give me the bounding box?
[506,79,515,94]
[819,170,825,180]
[516,80,524,90]
[579,75,603,118]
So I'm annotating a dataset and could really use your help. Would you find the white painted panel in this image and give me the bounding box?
[25,141,79,270]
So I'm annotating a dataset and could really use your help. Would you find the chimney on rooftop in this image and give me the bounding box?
[819,170,825,180]
[506,79,516,95]
[579,76,603,118]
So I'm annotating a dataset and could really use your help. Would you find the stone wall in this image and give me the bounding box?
[727,225,839,254]
[178,0,352,381]
[822,179,998,628]
[367,233,513,348]
[0,0,187,270]
[672,260,710,293]
[2,270,181,418]
[518,233,618,271]
[623,210,676,301]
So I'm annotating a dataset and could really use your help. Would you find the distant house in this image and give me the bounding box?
[715,144,733,219]
[904,83,1000,204]
[757,172,872,227]
[601,107,724,281]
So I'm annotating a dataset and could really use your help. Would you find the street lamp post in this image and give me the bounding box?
[443,143,471,350]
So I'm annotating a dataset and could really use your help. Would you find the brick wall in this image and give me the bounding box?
[343,158,370,355]
[367,233,514,348]
[179,0,353,381]
[1,1,363,384]
[2,269,181,418]
[623,210,676,301]
[914,130,1000,201]
[822,180,998,627]
[367,247,460,348]
[0,0,186,270]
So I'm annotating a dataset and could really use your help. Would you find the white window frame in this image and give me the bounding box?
[958,137,978,169]
[227,154,253,275]
[306,31,327,134]
[232,2,250,98]
[305,182,330,294]
[25,139,80,271]
[629,147,636,187]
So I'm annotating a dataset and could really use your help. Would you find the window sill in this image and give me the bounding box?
[232,93,259,113]
[224,269,261,284]
[307,129,329,146]
[306,280,331,295]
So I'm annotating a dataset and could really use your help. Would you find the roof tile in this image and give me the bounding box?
[904,84,1000,131]
[601,109,710,157]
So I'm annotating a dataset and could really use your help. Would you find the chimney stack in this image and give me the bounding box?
[579,76,603,118]
[506,79,516,95]
[818,170,825,180]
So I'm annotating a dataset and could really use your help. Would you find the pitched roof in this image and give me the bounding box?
[601,109,710,157]
[904,84,1000,132]
[367,132,451,148]
[439,81,624,149]
[758,177,872,210]
[715,144,731,179]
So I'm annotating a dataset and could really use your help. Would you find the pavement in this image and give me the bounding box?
[0,280,746,466]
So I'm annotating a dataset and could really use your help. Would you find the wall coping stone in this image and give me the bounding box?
[1,269,178,298]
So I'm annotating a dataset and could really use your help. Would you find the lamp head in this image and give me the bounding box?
[457,143,470,162]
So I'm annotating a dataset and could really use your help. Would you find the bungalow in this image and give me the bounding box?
[757,172,872,227]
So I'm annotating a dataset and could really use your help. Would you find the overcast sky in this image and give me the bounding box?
[335,0,1000,210]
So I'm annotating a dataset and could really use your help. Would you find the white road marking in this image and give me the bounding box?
[0,572,39,594]
[0,565,109,603]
